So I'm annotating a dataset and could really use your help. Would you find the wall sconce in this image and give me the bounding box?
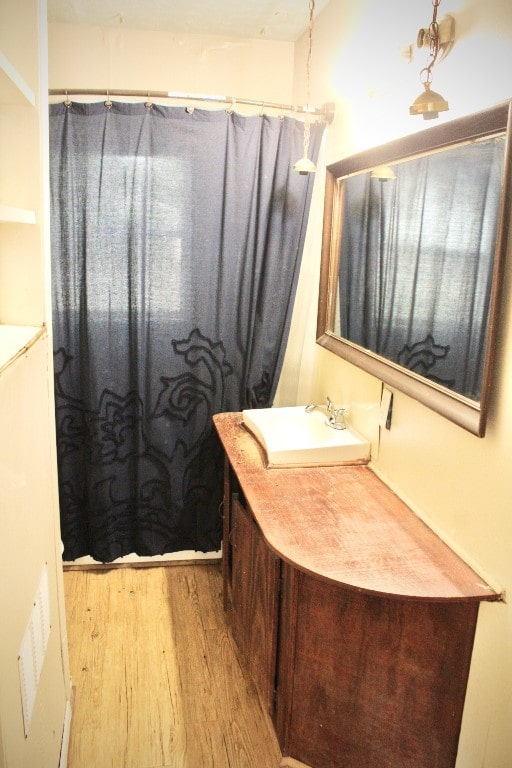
[294,0,317,175]
[409,0,453,120]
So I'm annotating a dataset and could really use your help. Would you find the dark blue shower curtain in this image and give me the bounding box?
[49,101,323,562]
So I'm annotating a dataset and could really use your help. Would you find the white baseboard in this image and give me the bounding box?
[63,549,222,567]
[59,699,72,768]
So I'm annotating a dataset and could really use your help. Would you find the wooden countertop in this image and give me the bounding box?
[214,412,499,602]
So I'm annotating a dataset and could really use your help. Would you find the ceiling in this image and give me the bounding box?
[47,0,330,42]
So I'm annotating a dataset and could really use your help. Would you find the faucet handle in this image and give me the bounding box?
[305,397,334,415]
[329,405,348,430]
[305,398,346,429]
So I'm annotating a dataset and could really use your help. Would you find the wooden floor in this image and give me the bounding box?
[64,563,282,768]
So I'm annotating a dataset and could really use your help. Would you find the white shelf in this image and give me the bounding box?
[0,50,35,106]
[0,205,36,224]
[0,325,44,374]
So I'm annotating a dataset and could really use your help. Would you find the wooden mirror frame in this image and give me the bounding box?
[317,102,512,437]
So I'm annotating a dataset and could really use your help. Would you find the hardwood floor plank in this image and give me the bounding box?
[64,564,282,768]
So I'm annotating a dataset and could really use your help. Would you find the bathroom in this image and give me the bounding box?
[1,0,512,766]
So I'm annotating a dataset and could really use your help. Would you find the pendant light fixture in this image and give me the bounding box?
[371,165,396,182]
[293,0,317,174]
[409,0,449,120]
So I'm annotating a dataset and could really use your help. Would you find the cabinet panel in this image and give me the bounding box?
[0,337,69,766]
[231,498,280,715]
[278,566,479,768]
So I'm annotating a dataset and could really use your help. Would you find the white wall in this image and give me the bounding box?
[288,1,512,766]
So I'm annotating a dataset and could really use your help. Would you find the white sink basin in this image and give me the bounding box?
[242,406,371,468]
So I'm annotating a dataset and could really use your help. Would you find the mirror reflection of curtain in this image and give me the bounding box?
[50,101,323,562]
[339,137,504,400]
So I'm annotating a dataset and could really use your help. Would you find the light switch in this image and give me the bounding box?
[379,387,393,430]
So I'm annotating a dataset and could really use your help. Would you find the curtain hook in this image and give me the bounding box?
[226,96,236,115]
[64,90,72,108]
[260,101,265,117]
[185,106,195,114]
[105,89,113,109]
[145,91,153,109]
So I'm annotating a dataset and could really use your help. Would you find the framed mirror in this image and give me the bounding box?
[318,102,512,437]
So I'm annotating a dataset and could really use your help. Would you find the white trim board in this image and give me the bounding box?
[63,549,222,567]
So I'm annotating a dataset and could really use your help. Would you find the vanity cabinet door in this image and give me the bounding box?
[276,564,479,768]
[231,498,280,716]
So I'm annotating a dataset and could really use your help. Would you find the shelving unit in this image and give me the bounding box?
[0,1,72,766]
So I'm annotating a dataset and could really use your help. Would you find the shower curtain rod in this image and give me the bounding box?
[48,88,335,122]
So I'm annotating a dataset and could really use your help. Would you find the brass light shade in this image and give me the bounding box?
[293,156,317,175]
[409,82,449,120]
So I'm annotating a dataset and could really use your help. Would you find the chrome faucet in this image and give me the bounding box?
[305,396,348,430]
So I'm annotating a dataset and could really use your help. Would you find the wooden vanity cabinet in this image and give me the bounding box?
[227,492,280,717]
[227,491,479,768]
[215,413,499,768]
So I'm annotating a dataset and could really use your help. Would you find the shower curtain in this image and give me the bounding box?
[50,101,323,562]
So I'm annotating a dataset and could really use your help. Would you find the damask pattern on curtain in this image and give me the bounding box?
[49,101,323,562]
[339,137,504,400]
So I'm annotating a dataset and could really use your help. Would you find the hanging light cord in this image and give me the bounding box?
[303,0,315,160]
[420,0,442,87]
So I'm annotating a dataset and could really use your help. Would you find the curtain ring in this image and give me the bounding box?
[145,91,153,109]
[64,90,72,108]
[105,90,113,109]
[185,106,195,114]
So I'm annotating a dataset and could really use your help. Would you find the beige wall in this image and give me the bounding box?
[288,1,512,766]
[48,22,294,108]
